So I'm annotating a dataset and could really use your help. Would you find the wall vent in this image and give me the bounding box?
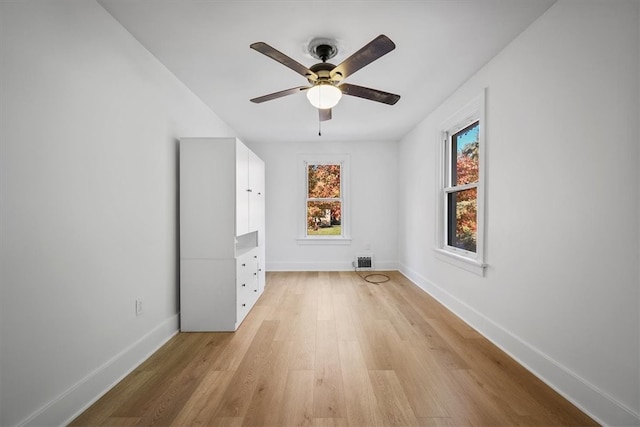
[355,254,374,270]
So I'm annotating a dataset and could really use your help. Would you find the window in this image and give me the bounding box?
[436,91,486,275]
[446,121,479,252]
[298,154,350,244]
[307,164,342,236]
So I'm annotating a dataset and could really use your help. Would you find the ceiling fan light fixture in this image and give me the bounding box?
[306,83,342,109]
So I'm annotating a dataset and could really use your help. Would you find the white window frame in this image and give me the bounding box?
[435,90,487,276]
[297,154,351,245]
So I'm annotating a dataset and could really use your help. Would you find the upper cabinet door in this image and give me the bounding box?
[236,141,250,236]
[180,138,236,259]
[248,150,265,233]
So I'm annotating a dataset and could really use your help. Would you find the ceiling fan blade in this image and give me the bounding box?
[250,42,318,81]
[339,83,400,105]
[319,108,332,122]
[330,35,396,81]
[250,86,309,103]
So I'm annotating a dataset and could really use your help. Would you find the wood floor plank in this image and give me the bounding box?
[350,314,394,370]
[368,370,419,426]
[122,334,233,425]
[314,320,346,419]
[69,370,155,426]
[210,312,268,372]
[468,337,597,425]
[98,417,140,426]
[109,333,213,418]
[338,340,385,427]
[386,339,450,418]
[215,320,280,418]
[415,417,458,427]
[289,339,316,370]
[211,417,244,427]
[272,290,303,340]
[241,338,294,426]
[313,418,348,427]
[332,291,359,342]
[292,298,318,342]
[72,272,598,427]
[280,370,315,427]
[317,281,335,321]
[449,368,521,426]
[171,369,235,426]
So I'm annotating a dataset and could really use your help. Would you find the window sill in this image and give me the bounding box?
[434,248,486,276]
[297,236,352,246]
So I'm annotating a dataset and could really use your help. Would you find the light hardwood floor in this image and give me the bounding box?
[71,271,598,426]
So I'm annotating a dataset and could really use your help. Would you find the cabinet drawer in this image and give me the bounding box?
[236,279,254,324]
[236,251,258,288]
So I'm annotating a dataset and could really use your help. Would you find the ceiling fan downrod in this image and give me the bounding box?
[313,44,336,63]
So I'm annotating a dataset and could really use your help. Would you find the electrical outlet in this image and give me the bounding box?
[135,299,143,316]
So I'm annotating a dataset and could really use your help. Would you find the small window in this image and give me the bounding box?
[298,154,350,244]
[436,90,486,275]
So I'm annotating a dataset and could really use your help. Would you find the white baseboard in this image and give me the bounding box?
[267,260,398,272]
[19,314,179,427]
[398,263,640,427]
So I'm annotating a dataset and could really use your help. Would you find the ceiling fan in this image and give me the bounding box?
[249,34,400,122]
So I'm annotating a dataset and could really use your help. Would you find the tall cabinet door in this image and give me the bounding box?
[248,150,265,234]
[180,139,236,260]
[236,142,250,236]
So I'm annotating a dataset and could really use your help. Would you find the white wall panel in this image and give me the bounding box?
[398,1,640,425]
[0,1,235,425]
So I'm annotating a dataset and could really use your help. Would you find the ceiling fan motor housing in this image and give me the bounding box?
[308,62,339,84]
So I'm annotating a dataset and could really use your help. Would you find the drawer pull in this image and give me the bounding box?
[242,303,246,307]
[241,263,246,267]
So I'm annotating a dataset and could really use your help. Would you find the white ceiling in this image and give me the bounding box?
[97,0,556,144]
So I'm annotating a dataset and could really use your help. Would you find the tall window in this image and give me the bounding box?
[298,154,350,243]
[446,121,479,252]
[306,164,342,236]
[437,91,485,275]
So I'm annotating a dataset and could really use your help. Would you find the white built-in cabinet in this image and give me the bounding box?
[179,137,265,331]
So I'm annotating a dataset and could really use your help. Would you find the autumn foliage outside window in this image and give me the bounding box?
[446,121,479,252]
[306,164,342,236]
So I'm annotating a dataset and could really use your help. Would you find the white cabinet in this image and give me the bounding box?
[179,137,265,332]
[236,142,250,236]
[236,144,265,236]
[248,150,265,234]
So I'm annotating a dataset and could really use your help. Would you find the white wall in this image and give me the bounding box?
[398,1,640,425]
[247,140,398,272]
[0,1,235,426]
